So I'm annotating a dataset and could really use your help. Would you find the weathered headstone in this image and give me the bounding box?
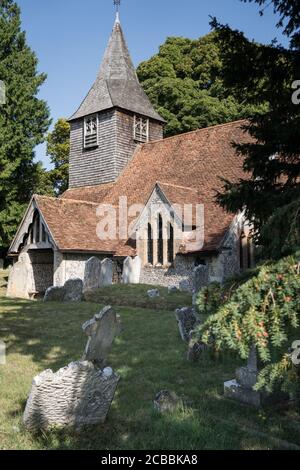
[179,279,190,292]
[0,259,4,270]
[122,256,142,284]
[224,346,262,407]
[147,289,160,298]
[100,258,113,286]
[63,279,83,302]
[44,278,83,302]
[23,361,119,432]
[6,253,34,299]
[175,307,200,343]
[154,391,182,413]
[83,257,102,291]
[187,330,207,362]
[193,265,209,293]
[23,306,121,432]
[82,306,121,368]
[44,286,65,302]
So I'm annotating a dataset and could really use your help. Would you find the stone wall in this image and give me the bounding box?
[140,255,196,291]
[208,215,244,283]
[29,250,54,294]
[54,252,108,287]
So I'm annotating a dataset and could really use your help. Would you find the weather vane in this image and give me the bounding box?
[113,0,121,13]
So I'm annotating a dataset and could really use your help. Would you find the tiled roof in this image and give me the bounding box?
[55,119,250,254]
[69,16,165,123]
[62,182,114,203]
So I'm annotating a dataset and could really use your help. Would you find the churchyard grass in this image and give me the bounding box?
[84,283,192,310]
[0,287,300,450]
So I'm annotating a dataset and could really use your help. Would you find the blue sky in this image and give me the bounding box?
[17,0,288,169]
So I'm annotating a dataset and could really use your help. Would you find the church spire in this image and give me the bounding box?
[69,9,164,123]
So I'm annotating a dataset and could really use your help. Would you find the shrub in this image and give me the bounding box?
[194,254,300,397]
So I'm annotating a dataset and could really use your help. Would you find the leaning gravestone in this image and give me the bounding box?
[122,256,142,284]
[83,257,102,291]
[175,307,200,343]
[82,306,121,368]
[23,306,121,432]
[100,258,113,286]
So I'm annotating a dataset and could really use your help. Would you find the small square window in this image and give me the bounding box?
[134,115,149,143]
[84,114,98,148]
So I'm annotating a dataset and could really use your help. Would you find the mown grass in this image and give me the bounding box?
[0,285,299,450]
[84,283,192,310]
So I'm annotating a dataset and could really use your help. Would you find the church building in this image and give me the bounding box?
[7,13,254,299]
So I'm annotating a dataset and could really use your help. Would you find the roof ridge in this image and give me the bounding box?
[142,119,248,147]
[35,194,99,206]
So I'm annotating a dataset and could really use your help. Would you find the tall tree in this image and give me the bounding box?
[46,118,70,195]
[137,33,264,137]
[213,0,300,258]
[0,0,50,249]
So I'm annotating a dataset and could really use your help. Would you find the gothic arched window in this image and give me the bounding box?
[147,223,153,265]
[167,223,174,264]
[157,214,164,265]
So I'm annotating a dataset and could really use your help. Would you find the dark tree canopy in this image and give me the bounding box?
[0,0,50,249]
[213,0,300,258]
[137,33,264,137]
[46,118,70,196]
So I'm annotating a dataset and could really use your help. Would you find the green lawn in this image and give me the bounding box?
[0,282,299,450]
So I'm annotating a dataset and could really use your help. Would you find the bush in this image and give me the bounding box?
[194,254,300,397]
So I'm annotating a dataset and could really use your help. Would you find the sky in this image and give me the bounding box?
[17,0,288,169]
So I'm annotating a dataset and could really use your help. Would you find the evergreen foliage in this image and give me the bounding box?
[46,118,70,195]
[195,254,300,396]
[212,0,300,257]
[0,0,50,249]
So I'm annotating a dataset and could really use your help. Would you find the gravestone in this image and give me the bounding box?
[23,361,119,432]
[44,279,83,302]
[64,279,83,302]
[122,256,142,284]
[192,265,209,305]
[147,289,160,299]
[100,258,113,286]
[175,307,200,343]
[82,306,121,368]
[224,345,262,407]
[0,259,3,270]
[44,286,65,302]
[23,306,121,432]
[6,253,34,299]
[154,391,182,413]
[187,330,207,362]
[83,257,102,291]
[193,265,209,293]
